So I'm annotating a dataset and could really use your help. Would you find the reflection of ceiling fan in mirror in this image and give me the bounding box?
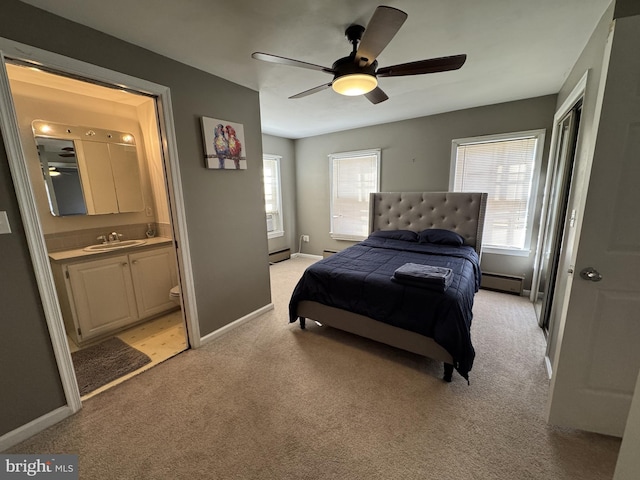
[252,5,467,104]
[47,163,77,177]
[58,146,76,158]
[35,137,78,177]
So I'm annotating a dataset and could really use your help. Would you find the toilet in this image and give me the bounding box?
[169,285,181,306]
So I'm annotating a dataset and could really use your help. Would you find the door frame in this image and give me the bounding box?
[0,38,201,417]
[530,71,588,305]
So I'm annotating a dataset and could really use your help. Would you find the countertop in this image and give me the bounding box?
[48,236,174,263]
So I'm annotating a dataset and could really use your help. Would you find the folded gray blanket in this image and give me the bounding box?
[392,263,454,292]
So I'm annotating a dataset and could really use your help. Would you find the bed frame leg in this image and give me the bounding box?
[299,317,306,329]
[443,363,453,382]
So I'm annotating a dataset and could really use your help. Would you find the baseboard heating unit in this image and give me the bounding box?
[323,250,338,258]
[480,272,524,295]
[268,248,291,264]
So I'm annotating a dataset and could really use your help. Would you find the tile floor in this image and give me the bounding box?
[68,309,188,399]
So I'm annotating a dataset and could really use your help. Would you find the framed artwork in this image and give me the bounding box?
[201,117,247,170]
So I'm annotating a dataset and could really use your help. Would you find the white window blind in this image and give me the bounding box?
[329,149,380,241]
[263,155,283,238]
[452,130,544,254]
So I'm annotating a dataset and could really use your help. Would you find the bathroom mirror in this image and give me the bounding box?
[33,121,144,216]
[36,137,87,216]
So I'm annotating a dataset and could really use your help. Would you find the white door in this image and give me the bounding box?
[547,15,640,436]
[614,369,640,479]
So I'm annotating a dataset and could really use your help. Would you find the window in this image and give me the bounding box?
[329,149,381,241]
[263,154,283,239]
[450,130,544,255]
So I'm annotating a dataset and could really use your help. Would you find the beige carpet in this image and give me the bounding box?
[8,256,620,479]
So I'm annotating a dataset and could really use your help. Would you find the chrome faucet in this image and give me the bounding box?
[107,232,123,243]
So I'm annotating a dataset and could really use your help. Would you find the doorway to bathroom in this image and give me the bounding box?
[0,48,195,402]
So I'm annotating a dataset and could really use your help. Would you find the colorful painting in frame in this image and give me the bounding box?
[201,117,247,170]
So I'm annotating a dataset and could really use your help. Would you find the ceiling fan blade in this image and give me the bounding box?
[289,83,333,99]
[356,6,408,67]
[377,54,467,77]
[252,52,334,74]
[365,87,389,105]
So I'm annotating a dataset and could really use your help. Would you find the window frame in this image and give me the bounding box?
[263,154,284,239]
[450,129,545,256]
[329,148,381,241]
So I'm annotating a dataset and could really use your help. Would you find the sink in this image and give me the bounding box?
[83,239,147,252]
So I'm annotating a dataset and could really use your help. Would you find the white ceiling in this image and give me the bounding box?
[21,0,611,139]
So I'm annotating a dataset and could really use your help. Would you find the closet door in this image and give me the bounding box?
[534,102,581,332]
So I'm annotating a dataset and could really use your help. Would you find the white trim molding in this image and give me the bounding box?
[0,51,82,413]
[199,303,274,346]
[292,253,323,261]
[530,70,589,303]
[0,406,74,451]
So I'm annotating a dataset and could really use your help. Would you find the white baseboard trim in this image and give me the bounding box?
[198,303,274,346]
[291,253,323,260]
[0,405,73,451]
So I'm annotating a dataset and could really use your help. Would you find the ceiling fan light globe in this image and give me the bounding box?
[332,74,377,96]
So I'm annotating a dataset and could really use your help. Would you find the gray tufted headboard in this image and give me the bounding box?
[369,192,488,255]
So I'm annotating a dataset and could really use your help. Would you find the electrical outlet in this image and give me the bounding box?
[302,235,310,242]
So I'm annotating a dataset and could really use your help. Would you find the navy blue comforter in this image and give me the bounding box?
[289,236,481,380]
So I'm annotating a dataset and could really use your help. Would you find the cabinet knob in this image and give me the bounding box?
[122,262,128,267]
[132,260,138,265]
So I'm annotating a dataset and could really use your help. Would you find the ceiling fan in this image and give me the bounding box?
[252,5,467,104]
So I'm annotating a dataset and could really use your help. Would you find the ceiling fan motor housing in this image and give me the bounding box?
[332,56,377,81]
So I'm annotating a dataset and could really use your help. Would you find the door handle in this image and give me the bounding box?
[580,267,602,282]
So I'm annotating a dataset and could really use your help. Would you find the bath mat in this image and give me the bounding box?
[72,337,151,396]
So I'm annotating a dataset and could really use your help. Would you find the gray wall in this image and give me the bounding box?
[0,0,270,436]
[614,0,640,19]
[294,96,557,287]
[0,133,67,435]
[262,134,297,254]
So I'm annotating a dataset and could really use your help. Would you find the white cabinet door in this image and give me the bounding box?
[67,254,138,341]
[129,246,178,318]
[76,140,118,214]
[109,143,144,213]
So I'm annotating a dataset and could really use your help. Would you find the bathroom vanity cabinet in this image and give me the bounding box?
[50,242,178,345]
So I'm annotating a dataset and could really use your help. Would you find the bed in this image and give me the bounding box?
[289,192,488,382]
